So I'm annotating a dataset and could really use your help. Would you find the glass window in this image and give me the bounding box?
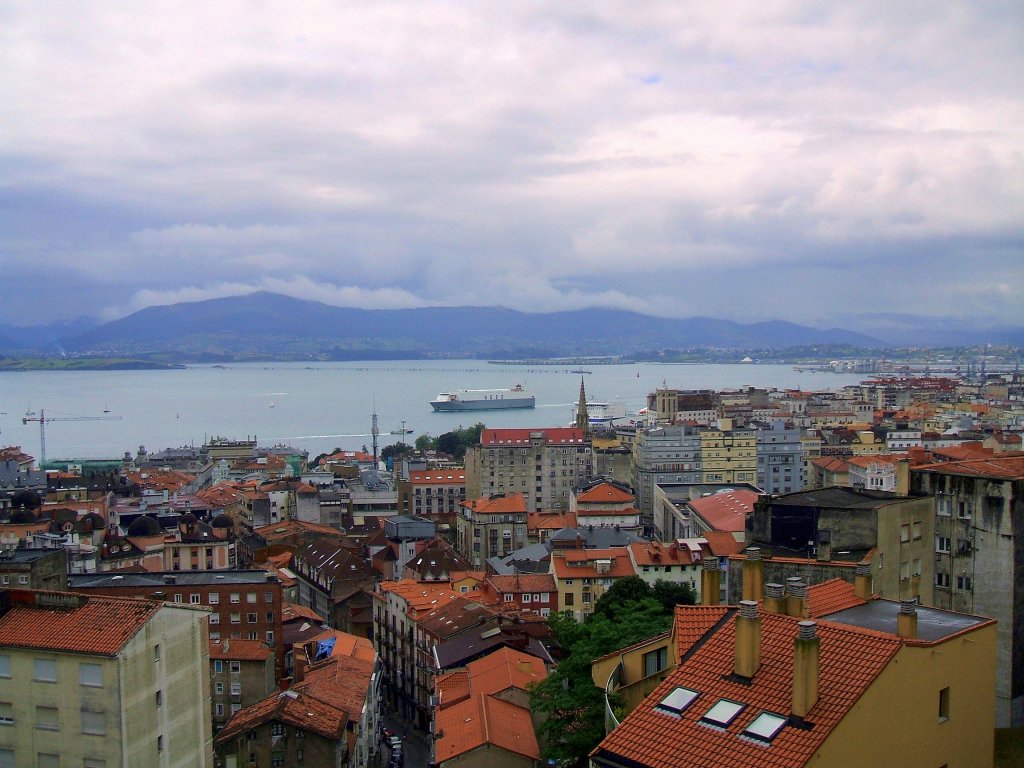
[0,749,11,768]
[0,655,9,678]
[701,699,745,727]
[230,661,241,673]
[744,711,787,743]
[230,682,241,696]
[190,594,201,605]
[209,614,220,625]
[81,709,105,735]
[213,660,223,673]
[79,663,102,688]
[35,705,59,730]
[0,702,12,725]
[37,755,60,768]
[247,593,257,604]
[656,687,699,716]
[34,659,57,683]
[265,592,273,603]
[230,593,240,604]
[208,593,220,605]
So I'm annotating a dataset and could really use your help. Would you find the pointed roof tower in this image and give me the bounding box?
[576,376,589,435]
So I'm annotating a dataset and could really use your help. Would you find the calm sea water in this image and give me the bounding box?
[0,361,867,461]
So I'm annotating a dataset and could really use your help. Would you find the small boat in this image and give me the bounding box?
[571,369,592,374]
[390,420,412,435]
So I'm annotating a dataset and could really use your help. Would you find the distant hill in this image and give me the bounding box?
[45,292,886,358]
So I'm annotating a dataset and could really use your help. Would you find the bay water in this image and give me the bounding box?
[0,361,867,462]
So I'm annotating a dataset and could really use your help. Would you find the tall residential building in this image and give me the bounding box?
[631,425,703,528]
[0,589,213,767]
[700,419,757,485]
[455,492,529,568]
[754,421,806,494]
[911,456,1024,726]
[465,427,593,512]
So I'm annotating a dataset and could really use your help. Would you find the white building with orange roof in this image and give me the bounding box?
[570,478,642,531]
[550,546,636,621]
[455,492,529,567]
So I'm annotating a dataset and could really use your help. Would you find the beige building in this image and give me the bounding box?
[550,547,636,621]
[700,419,757,484]
[465,427,594,511]
[0,589,213,767]
[455,492,529,568]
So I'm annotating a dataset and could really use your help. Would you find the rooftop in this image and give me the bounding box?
[68,570,279,588]
[822,599,992,644]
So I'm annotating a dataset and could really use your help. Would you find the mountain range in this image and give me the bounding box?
[0,292,1020,359]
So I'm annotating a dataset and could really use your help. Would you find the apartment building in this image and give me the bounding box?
[0,589,213,767]
[465,427,593,512]
[700,419,757,485]
[631,425,704,527]
[209,638,275,732]
[455,492,528,568]
[68,570,284,682]
[754,420,805,494]
[911,455,1024,726]
[550,547,636,621]
[397,468,466,520]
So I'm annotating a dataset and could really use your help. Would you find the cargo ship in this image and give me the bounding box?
[430,384,535,412]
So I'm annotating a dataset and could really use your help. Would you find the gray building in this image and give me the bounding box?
[754,420,807,495]
[631,425,703,530]
[0,548,67,590]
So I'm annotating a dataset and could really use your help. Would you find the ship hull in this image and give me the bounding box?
[430,397,535,412]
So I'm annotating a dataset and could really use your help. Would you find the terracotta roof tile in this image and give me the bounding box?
[216,689,347,743]
[687,490,760,533]
[673,605,731,658]
[0,591,162,656]
[409,470,466,485]
[594,610,902,768]
[485,574,556,593]
[806,579,866,618]
[552,548,636,579]
[209,638,273,662]
[461,493,528,515]
[914,456,1024,480]
[576,482,635,503]
[480,427,586,446]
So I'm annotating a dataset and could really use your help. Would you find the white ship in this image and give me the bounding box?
[430,384,535,412]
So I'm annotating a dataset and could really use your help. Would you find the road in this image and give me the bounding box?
[381,709,431,767]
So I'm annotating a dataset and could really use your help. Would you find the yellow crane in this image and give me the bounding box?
[22,409,123,465]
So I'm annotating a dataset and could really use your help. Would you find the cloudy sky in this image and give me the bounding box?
[2,2,1022,329]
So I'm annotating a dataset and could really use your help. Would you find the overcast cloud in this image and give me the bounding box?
[1,1,1022,328]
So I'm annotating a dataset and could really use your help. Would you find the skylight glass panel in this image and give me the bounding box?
[701,699,745,727]
[655,686,699,715]
[743,712,787,743]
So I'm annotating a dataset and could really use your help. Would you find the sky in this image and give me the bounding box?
[2,2,1022,330]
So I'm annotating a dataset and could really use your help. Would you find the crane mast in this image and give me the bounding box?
[22,408,123,465]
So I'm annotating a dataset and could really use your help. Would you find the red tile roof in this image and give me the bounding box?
[461,493,528,515]
[216,688,347,742]
[528,511,577,531]
[486,574,556,594]
[595,609,903,768]
[701,531,747,557]
[629,541,698,567]
[576,482,634,504]
[209,638,273,662]
[673,605,731,658]
[687,490,760,533]
[806,579,866,618]
[0,591,161,656]
[480,427,586,446]
[552,548,636,579]
[409,470,466,485]
[914,456,1024,480]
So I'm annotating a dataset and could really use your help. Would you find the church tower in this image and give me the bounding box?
[576,376,589,435]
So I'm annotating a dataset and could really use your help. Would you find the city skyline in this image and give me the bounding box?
[2,3,1022,327]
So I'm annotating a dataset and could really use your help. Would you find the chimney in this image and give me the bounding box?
[854,561,872,601]
[701,556,720,606]
[785,578,808,618]
[734,600,762,679]
[791,621,820,719]
[897,598,918,640]
[763,582,785,614]
[815,530,832,562]
[741,547,764,602]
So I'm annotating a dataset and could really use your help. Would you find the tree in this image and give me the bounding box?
[380,442,412,463]
[652,579,697,613]
[531,598,674,767]
[10,489,40,510]
[593,576,652,622]
[414,434,434,452]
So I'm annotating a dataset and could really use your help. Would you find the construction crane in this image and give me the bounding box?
[22,409,123,465]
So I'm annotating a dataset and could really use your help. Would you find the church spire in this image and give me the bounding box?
[576,376,589,435]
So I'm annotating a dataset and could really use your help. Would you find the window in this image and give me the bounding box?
[938,687,950,722]
[84,760,107,768]
[213,660,223,674]
[247,593,257,604]
[209,614,220,625]
[565,593,574,606]
[190,594,201,605]
[265,592,273,603]
[155,690,162,707]
[743,711,787,743]
[247,613,257,624]
[37,755,60,768]
[215,703,224,717]
[701,699,745,728]
[265,631,274,644]
[215,682,224,695]
[899,561,910,581]
[266,612,274,623]
[231,613,241,624]
[36,705,59,730]
[522,594,532,603]
[582,591,592,604]
[935,572,950,588]
[230,682,241,696]
[0,655,10,678]
[173,594,183,604]
[912,521,922,540]
[208,593,220,605]
[540,593,549,602]
[958,501,971,519]
[938,497,951,516]
[0,750,10,768]
[34,659,57,682]
[210,632,220,641]
[271,722,285,736]
[503,594,514,603]
[79,663,102,687]
[17,576,27,585]
[655,686,699,716]
[231,703,241,714]
[0,702,12,725]
[230,661,241,673]
[900,524,910,543]
[154,644,161,662]
[230,593,240,604]
[643,647,669,677]
[157,735,163,752]
[957,575,973,591]
[81,709,105,735]
[936,536,951,553]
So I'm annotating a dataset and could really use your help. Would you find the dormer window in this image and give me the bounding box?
[655,687,699,716]
[701,699,745,728]
[743,711,787,743]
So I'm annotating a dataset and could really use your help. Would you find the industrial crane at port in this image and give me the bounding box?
[22,409,123,465]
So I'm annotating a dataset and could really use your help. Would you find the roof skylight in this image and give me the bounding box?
[701,699,745,728]
[655,686,699,716]
[743,711,787,743]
